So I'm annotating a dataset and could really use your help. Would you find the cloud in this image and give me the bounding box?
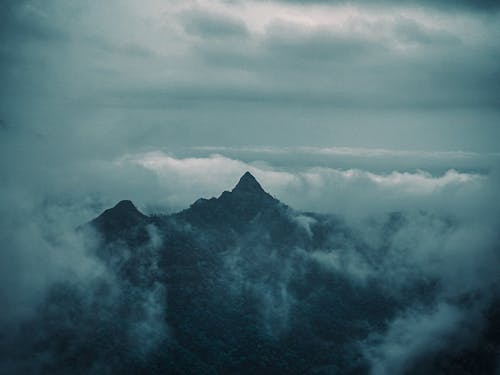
[181,9,249,38]
[310,247,375,283]
[362,303,469,375]
[275,0,500,12]
[1,0,499,158]
[262,24,382,63]
[221,242,304,337]
[291,214,318,238]
[392,16,460,45]
[0,0,70,43]
[0,188,105,324]
[0,144,498,373]
[0,190,170,373]
[120,151,490,216]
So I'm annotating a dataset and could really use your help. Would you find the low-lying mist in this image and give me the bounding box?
[1,150,499,374]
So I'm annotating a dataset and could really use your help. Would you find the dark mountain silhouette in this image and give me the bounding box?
[233,171,269,194]
[2,172,498,375]
[92,199,147,229]
[176,171,281,231]
[91,199,150,243]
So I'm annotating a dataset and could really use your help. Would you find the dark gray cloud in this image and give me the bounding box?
[181,10,249,37]
[0,0,69,43]
[392,17,461,45]
[1,0,499,153]
[262,26,380,62]
[276,0,500,12]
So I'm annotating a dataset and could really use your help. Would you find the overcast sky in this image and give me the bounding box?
[1,0,500,212]
[1,0,499,156]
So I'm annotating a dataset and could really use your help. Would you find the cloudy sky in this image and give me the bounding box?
[1,0,500,208]
[2,0,500,152]
[0,0,499,236]
[1,0,499,210]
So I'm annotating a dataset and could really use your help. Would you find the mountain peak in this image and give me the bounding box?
[90,199,149,243]
[178,171,281,229]
[115,199,135,207]
[232,172,266,194]
[97,199,146,222]
[113,199,140,213]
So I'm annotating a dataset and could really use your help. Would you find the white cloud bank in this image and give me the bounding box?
[121,151,488,217]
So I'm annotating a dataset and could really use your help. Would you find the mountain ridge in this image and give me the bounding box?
[94,171,277,222]
[14,172,496,375]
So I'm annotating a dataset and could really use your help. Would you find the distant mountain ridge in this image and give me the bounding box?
[84,172,500,375]
[98,171,279,218]
[6,172,496,375]
[92,172,288,237]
